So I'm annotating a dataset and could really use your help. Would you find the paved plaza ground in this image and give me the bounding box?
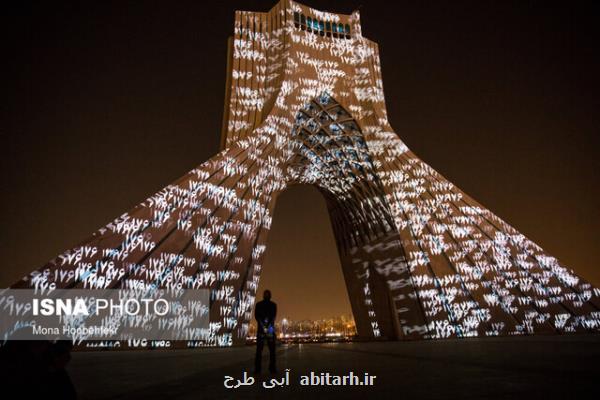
[67,334,600,399]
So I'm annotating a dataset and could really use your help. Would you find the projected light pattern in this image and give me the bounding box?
[13,0,600,347]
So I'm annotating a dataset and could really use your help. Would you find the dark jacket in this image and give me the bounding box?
[254,299,277,329]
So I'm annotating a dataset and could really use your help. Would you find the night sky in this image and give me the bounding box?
[2,1,599,322]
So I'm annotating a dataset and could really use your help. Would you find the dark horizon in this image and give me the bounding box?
[3,0,599,322]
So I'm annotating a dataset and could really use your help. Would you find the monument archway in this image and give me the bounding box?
[276,94,424,340]
[254,184,353,335]
[11,0,600,348]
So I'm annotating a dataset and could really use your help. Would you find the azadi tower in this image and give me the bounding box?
[14,0,600,346]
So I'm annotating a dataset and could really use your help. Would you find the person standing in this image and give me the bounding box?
[254,289,277,374]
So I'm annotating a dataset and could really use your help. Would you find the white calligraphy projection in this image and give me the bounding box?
[13,0,600,348]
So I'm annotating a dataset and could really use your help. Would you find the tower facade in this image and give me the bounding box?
[14,1,600,346]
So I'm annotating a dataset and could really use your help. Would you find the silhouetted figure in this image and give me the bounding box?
[0,339,77,400]
[254,289,277,374]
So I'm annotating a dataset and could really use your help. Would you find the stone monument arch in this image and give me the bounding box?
[12,0,600,347]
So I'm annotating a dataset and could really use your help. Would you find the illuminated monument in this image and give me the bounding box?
[14,0,600,346]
